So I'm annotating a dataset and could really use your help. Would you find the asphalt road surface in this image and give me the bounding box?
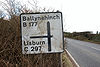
[66,38,100,67]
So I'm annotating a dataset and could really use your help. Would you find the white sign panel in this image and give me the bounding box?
[20,12,64,54]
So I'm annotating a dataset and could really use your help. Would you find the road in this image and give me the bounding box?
[66,38,100,67]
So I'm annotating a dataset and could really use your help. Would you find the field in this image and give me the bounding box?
[64,32,100,44]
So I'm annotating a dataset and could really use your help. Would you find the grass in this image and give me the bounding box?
[64,32,100,45]
[62,51,74,67]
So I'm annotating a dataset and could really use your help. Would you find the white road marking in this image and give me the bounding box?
[65,49,80,67]
[90,47,100,51]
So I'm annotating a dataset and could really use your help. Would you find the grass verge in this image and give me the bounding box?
[62,51,74,67]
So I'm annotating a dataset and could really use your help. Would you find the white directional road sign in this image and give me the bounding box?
[20,12,64,54]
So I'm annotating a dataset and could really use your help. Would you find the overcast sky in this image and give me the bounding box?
[38,0,100,33]
[1,0,100,33]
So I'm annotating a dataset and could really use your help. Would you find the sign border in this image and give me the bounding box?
[20,12,64,54]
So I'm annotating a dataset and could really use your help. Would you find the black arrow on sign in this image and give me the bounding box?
[30,21,53,51]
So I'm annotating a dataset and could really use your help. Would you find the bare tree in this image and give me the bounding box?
[0,0,56,19]
[0,10,4,18]
[0,0,39,18]
[0,0,21,18]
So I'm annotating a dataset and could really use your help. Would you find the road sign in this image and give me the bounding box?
[20,12,64,54]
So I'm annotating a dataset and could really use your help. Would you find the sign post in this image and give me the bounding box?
[20,12,64,67]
